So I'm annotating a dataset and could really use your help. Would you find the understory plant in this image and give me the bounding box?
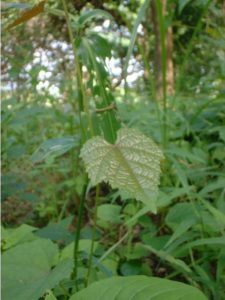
[2,1,225,300]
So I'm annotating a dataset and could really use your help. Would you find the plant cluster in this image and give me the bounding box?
[1,1,225,300]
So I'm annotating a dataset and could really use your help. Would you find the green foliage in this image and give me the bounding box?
[69,276,207,300]
[97,204,121,226]
[2,224,37,250]
[2,1,225,299]
[78,9,114,28]
[44,290,57,300]
[2,239,73,300]
[31,136,79,163]
[80,128,163,213]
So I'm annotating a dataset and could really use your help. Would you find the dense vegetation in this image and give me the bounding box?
[1,1,225,300]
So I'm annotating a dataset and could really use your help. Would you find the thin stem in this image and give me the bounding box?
[71,178,88,282]
[126,226,133,256]
[85,184,100,287]
[155,0,168,149]
[61,0,94,139]
[99,231,129,262]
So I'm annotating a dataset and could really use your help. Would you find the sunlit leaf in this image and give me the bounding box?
[80,128,163,213]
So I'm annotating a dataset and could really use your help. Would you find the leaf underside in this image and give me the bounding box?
[80,128,163,212]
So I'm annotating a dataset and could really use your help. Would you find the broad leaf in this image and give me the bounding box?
[80,128,163,213]
[69,276,207,300]
[31,136,79,163]
[97,204,121,224]
[2,224,37,250]
[2,239,72,300]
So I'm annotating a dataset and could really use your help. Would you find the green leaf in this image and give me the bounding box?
[35,217,74,244]
[69,276,207,300]
[44,290,57,300]
[164,219,196,249]
[200,198,225,229]
[2,224,37,250]
[81,37,120,143]
[141,244,192,273]
[174,237,225,257]
[97,204,121,224]
[165,203,198,230]
[120,261,142,276]
[178,0,192,13]
[60,240,98,261]
[199,178,225,196]
[78,9,113,28]
[123,0,151,83]
[88,33,112,58]
[80,128,163,213]
[2,239,72,300]
[31,136,79,163]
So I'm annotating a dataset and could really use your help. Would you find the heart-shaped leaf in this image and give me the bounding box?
[80,128,163,213]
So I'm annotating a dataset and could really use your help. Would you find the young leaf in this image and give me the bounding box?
[69,276,207,300]
[78,9,113,28]
[80,128,163,213]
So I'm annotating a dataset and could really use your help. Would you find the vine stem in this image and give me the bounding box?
[85,184,100,287]
[155,0,168,149]
[61,0,95,289]
[61,0,94,138]
[71,178,88,283]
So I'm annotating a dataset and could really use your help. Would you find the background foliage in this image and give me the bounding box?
[1,0,225,299]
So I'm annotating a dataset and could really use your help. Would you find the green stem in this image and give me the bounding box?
[71,178,88,282]
[99,231,129,262]
[126,226,133,256]
[82,38,116,143]
[155,0,168,149]
[85,184,100,286]
[61,0,94,139]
